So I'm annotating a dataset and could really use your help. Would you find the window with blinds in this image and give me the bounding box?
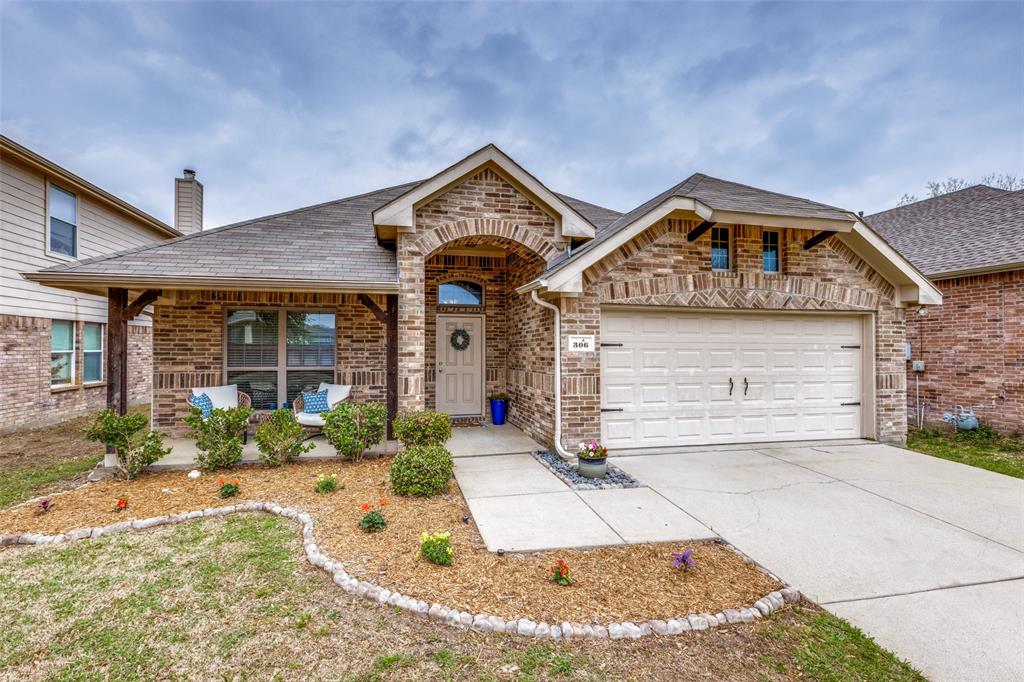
[225,309,335,409]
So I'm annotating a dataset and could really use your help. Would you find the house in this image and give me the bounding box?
[867,187,1023,431]
[23,144,940,456]
[0,135,191,432]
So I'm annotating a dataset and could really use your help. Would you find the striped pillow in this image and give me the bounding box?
[302,389,330,415]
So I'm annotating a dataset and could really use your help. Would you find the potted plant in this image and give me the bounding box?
[488,393,509,426]
[576,439,608,479]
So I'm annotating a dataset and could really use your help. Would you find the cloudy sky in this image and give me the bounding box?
[2,1,1021,228]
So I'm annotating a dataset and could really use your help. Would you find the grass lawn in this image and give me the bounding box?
[0,405,149,510]
[907,425,1024,479]
[0,515,925,681]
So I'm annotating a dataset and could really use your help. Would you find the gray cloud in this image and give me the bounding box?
[1,1,1020,227]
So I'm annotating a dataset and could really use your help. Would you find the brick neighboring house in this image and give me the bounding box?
[25,145,940,456]
[867,187,1024,431]
[0,135,193,432]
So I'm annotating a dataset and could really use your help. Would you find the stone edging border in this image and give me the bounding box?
[0,501,802,640]
[532,451,642,491]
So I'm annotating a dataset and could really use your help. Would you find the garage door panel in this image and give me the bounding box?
[601,309,864,448]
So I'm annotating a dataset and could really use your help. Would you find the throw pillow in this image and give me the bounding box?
[192,392,214,418]
[302,389,330,414]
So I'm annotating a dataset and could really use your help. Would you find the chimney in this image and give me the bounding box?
[174,168,203,234]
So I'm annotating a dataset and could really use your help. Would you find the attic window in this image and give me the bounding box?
[438,281,483,306]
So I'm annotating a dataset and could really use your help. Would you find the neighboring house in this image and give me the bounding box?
[25,144,940,453]
[0,135,192,431]
[867,187,1023,431]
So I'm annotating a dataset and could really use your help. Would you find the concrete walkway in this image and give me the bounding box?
[446,423,544,457]
[612,443,1024,682]
[455,453,716,551]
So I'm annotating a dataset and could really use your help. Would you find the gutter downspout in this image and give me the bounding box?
[530,290,574,460]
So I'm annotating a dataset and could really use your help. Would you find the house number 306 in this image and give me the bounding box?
[568,335,595,352]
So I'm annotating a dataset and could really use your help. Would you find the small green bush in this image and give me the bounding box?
[315,473,338,494]
[83,410,170,479]
[390,445,454,497]
[254,408,314,466]
[184,406,253,470]
[359,510,387,533]
[392,410,452,447]
[420,531,453,566]
[322,402,387,461]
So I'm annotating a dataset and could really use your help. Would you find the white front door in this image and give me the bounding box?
[600,309,864,448]
[436,314,484,416]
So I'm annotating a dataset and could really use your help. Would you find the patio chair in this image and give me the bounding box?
[292,382,351,439]
[186,384,253,441]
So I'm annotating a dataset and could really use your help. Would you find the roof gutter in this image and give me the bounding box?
[21,271,400,294]
[925,261,1024,281]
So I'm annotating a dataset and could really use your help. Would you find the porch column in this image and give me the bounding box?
[106,288,129,416]
[105,288,128,468]
[396,239,426,412]
[386,293,398,439]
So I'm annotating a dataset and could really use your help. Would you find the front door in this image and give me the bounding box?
[436,314,484,416]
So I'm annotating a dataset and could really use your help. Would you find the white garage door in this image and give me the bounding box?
[600,309,864,448]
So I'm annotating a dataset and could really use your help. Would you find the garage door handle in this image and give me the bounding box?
[743,377,748,396]
[600,342,624,347]
[841,401,861,406]
[841,345,861,349]
[728,377,734,396]
[601,408,624,412]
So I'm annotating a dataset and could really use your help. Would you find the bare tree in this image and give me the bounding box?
[899,173,1023,205]
[980,173,1024,191]
[926,177,971,197]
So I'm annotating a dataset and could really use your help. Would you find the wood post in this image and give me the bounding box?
[386,293,398,440]
[106,288,129,416]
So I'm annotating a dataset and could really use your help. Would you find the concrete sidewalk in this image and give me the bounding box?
[454,453,716,552]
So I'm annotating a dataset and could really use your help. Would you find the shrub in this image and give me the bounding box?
[548,559,572,586]
[390,445,454,497]
[218,476,240,499]
[393,410,452,447]
[84,410,170,479]
[119,431,172,480]
[254,408,314,466]
[487,392,509,402]
[420,531,453,566]
[315,473,338,494]
[322,402,387,461]
[184,406,253,470]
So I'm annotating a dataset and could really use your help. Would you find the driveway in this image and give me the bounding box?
[613,442,1024,682]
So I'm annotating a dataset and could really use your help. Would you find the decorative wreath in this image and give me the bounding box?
[450,328,471,351]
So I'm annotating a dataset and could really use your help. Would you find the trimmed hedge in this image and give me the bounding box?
[390,445,454,497]
[392,410,452,447]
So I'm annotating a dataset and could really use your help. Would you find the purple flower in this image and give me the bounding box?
[672,548,696,570]
[37,498,53,513]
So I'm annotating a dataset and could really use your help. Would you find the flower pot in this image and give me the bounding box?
[489,398,507,425]
[577,457,607,479]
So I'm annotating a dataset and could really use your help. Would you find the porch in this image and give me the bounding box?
[154,422,542,468]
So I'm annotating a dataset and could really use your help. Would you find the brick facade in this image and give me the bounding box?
[905,270,1023,431]
[142,171,912,449]
[557,219,908,448]
[151,291,386,436]
[0,314,151,433]
[397,167,564,415]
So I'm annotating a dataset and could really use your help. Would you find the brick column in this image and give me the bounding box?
[558,291,602,450]
[397,234,426,411]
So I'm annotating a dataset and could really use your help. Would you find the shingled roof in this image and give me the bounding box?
[540,172,855,276]
[28,177,622,289]
[867,186,1023,277]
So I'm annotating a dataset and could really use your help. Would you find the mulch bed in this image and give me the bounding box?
[0,459,780,624]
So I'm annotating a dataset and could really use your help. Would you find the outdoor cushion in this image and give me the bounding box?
[302,389,330,414]
[191,392,213,418]
[192,384,238,410]
[296,411,326,427]
[317,382,351,407]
